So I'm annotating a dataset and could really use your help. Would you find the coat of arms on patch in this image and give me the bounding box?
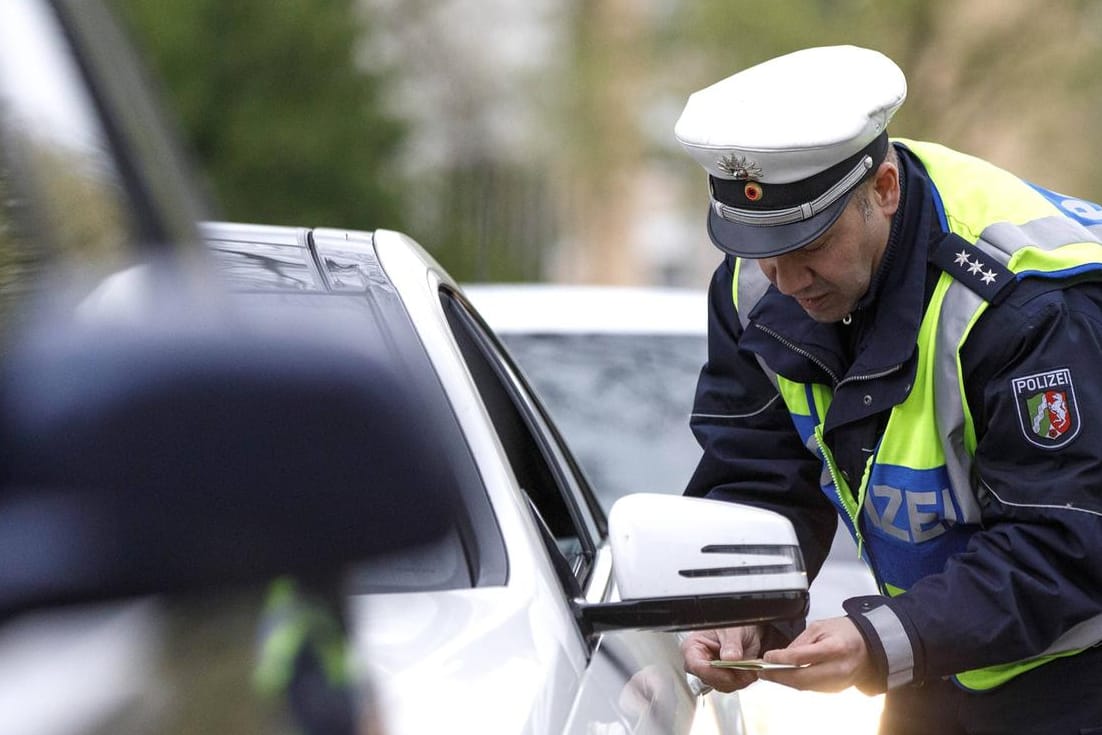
[1012,368,1080,448]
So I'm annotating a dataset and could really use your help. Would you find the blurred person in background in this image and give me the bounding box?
[674,45,1102,735]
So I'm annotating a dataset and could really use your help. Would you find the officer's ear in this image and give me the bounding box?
[870,159,901,218]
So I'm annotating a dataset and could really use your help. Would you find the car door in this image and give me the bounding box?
[438,286,728,735]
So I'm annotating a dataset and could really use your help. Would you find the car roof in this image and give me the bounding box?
[463,284,707,335]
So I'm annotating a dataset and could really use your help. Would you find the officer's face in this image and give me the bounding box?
[756,162,900,323]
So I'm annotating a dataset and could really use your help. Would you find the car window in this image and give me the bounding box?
[497,332,707,512]
[220,284,510,596]
[440,287,602,586]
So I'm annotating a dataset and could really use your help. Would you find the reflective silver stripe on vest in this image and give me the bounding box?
[861,605,915,688]
[806,435,834,487]
[735,260,780,389]
[735,258,771,332]
[1039,613,1102,656]
[930,277,984,522]
[984,216,1102,252]
[930,214,1102,525]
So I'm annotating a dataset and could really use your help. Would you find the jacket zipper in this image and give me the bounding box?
[813,427,865,556]
[756,322,904,582]
[754,321,905,389]
[836,364,903,388]
[753,323,840,384]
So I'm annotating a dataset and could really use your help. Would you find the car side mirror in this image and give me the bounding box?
[0,313,460,619]
[577,493,808,635]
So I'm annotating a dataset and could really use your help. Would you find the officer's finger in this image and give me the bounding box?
[682,632,721,675]
[716,625,761,660]
[758,659,851,693]
[704,666,759,692]
[682,632,758,692]
[759,634,863,692]
[773,617,866,667]
[680,630,719,660]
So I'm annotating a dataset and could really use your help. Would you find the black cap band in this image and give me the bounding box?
[706,135,895,259]
[710,132,890,212]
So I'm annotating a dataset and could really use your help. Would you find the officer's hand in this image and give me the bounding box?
[681,626,764,692]
[757,616,872,693]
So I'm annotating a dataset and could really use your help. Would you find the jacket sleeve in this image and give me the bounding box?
[685,259,837,581]
[847,281,1102,689]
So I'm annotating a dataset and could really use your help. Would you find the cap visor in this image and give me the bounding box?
[706,189,854,259]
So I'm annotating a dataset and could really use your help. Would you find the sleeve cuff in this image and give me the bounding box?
[844,596,917,692]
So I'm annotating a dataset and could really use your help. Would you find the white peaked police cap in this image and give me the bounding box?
[675,45,907,258]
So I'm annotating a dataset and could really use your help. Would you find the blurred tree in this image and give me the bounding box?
[110,0,409,232]
[554,0,649,285]
[0,136,132,340]
[109,0,1102,286]
[0,155,30,333]
[359,0,559,282]
[429,159,551,282]
[658,0,1102,199]
[603,0,1102,287]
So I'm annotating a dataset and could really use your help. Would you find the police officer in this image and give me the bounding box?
[674,45,1102,734]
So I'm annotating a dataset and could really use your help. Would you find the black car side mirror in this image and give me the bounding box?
[0,311,458,619]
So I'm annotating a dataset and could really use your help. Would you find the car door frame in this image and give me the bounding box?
[435,284,716,734]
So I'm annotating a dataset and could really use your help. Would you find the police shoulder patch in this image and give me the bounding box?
[1011,368,1080,448]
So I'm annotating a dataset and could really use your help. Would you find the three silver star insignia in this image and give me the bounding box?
[954,248,997,285]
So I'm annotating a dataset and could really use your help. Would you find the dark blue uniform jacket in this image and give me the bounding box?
[686,144,1102,685]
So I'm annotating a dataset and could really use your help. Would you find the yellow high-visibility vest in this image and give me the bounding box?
[733,139,1102,690]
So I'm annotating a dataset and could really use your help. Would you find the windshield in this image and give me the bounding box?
[498,332,706,512]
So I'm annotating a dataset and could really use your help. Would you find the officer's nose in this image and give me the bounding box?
[757,253,812,297]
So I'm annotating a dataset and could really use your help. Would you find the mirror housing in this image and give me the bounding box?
[0,314,460,619]
[578,493,808,635]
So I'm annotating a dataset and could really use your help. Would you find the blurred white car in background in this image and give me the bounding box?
[466,283,885,734]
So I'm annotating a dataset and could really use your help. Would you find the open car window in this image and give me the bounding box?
[495,332,706,512]
[440,286,604,589]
